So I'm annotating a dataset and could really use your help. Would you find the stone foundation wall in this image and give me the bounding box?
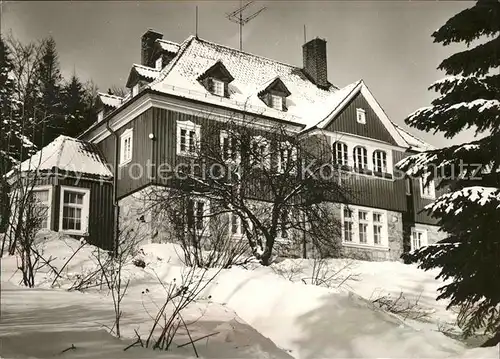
[118,185,406,262]
[340,210,404,262]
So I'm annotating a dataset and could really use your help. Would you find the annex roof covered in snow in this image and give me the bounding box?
[9,135,113,179]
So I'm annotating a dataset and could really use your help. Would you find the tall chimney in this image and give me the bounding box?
[302,37,329,89]
[141,29,163,67]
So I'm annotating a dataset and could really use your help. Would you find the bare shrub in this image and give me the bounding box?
[147,189,252,269]
[272,257,360,290]
[92,223,144,338]
[5,176,59,287]
[302,257,361,289]
[371,290,434,322]
[271,260,305,282]
[127,265,222,356]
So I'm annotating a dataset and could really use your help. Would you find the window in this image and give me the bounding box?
[373,213,383,245]
[212,79,225,96]
[353,146,368,170]
[343,207,353,242]
[177,120,201,156]
[119,129,133,165]
[356,108,366,124]
[341,205,388,247]
[250,136,270,169]
[59,186,90,235]
[411,228,428,252]
[132,84,139,97]
[97,110,104,122]
[155,56,163,70]
[230,212,242,237]
[420,178,436,199]
[373,150,387,173]
[277,142,297,173]
[270,94,283,110]
[405,178,412,195]
[358,210,368,244]
[31,186,52,230]
[220,131,239,162]
[187,198,210,235]
[334,142,348,166]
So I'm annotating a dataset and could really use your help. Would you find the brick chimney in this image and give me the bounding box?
[302,37,329,89]
[141,29,163,67]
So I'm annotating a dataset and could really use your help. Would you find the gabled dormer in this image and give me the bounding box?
[96,92,123,122]
[258,77,291,111]
[151,39,180,70]
[126,64,160,97]
[197,60,234,98]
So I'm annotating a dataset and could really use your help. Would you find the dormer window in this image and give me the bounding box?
[356,108,366,124]
[271,95,283,110]
[155,56,163,70]
[198,60,234,99]
[132,84,139,97]
[258,77,291,112]
[212,79,225,97]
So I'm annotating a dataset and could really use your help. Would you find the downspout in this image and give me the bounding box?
[106,121,120,254]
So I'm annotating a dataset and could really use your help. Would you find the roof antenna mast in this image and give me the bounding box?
[195,5,199,38]
[226,1,266,51]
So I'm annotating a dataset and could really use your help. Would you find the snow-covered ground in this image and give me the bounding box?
[1,233,498,359]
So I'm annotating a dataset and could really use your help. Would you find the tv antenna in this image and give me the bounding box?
[226,1,266,51]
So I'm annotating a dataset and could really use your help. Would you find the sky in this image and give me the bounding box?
[1,0,480,147]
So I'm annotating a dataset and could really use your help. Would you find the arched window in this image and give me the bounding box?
[353,146,368,170]
[373,150,387,173]
[334,142,348,166]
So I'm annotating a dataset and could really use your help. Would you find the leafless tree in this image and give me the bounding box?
[148,189,253,268]
[148,111,352,265]
[93,222,144,338]
[4,171,54,287]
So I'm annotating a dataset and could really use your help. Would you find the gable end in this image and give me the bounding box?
[324,92,398,146]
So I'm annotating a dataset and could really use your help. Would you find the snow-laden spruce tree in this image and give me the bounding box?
[0,36,24,232]
[397,0,500,346]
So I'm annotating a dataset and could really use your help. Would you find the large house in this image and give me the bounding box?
[7,30,446,261]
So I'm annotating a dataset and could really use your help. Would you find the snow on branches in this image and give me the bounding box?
[425,186,500,216]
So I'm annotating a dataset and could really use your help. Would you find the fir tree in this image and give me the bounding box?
[61,74,92,137]
[0,37,26,230]
[397,0,500,345]
[33,37,63,147]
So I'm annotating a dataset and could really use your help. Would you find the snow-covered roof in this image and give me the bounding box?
[98,93,123,109]
[393,124,434,152]
[149,36,347,127]
[100,35,427,150]
[156,39,180,54]
[8,135,113,178]
[133,64,160,80]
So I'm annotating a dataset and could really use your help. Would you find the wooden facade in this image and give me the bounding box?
[23,174,114,250]
[324,93,397,146]
[92,105,427,217]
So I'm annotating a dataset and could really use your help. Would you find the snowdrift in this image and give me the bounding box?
[1,233,498,359]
